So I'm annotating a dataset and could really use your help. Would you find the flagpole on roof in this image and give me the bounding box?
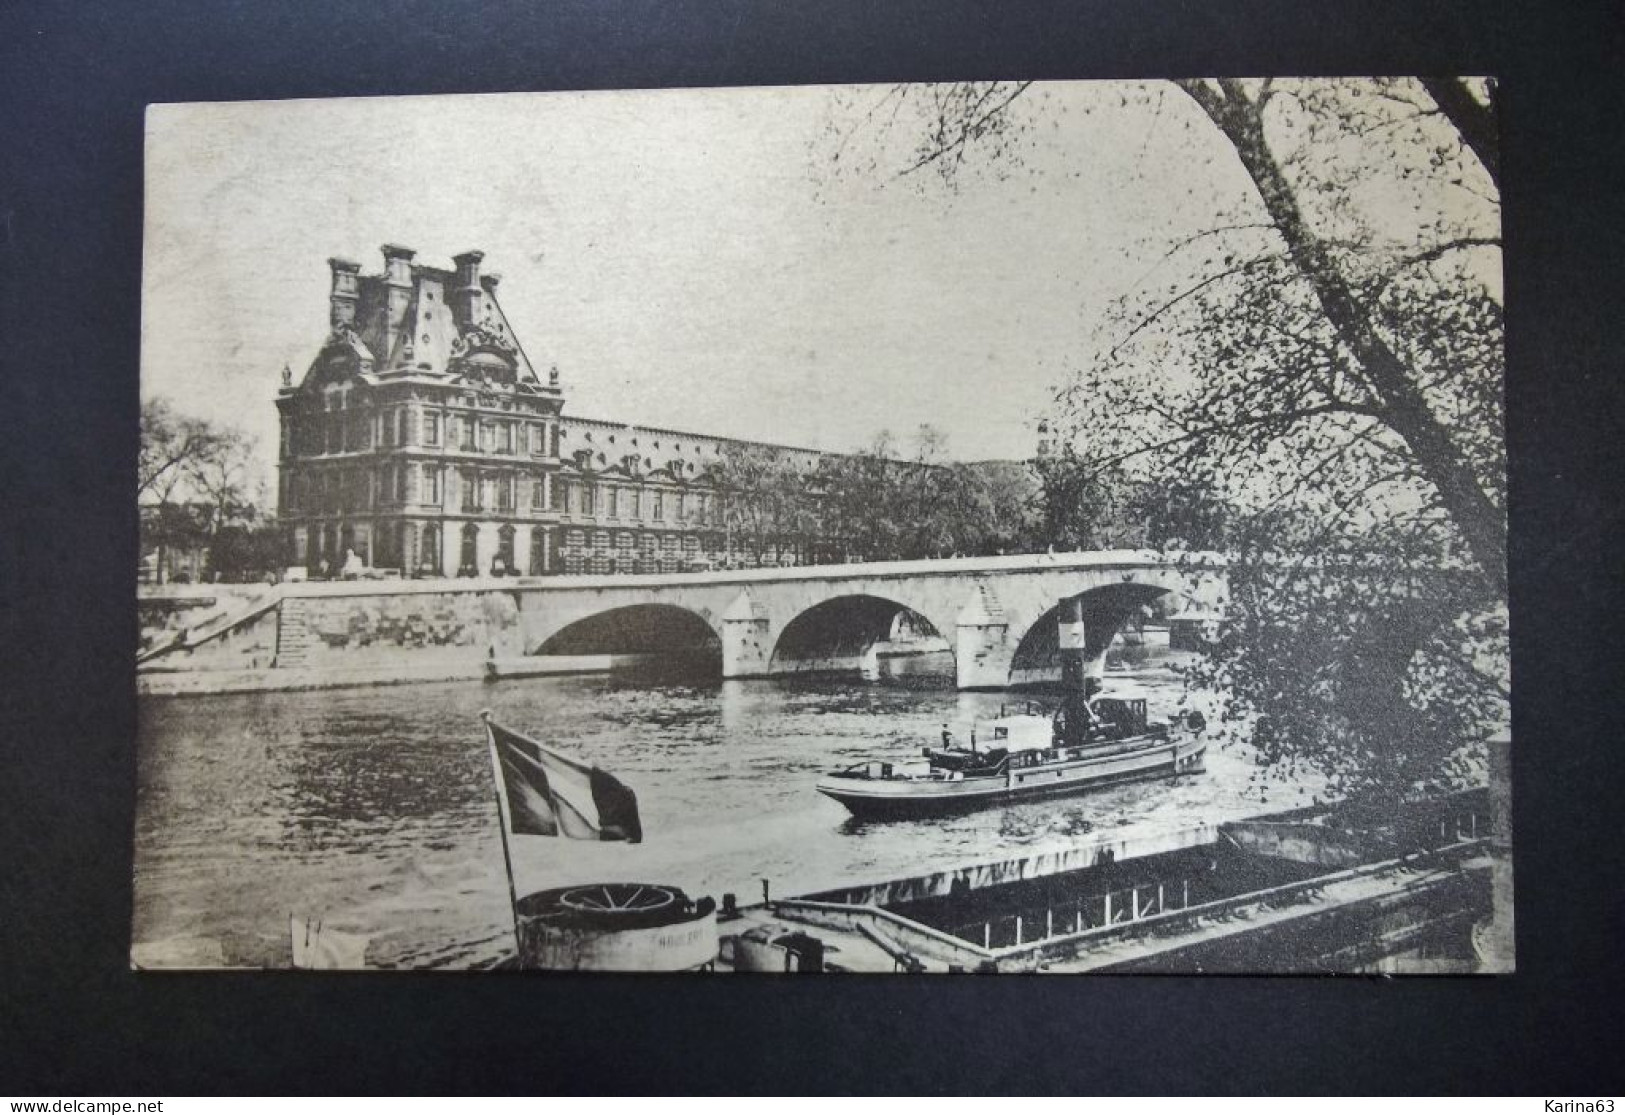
[481,710,524,961]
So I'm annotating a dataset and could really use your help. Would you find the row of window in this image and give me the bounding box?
[283,407,561,459]
[284,465,727,523]
[420,411,561,458]
[562,481,719,525]
[299,520,790,577]
[285,465,530,514]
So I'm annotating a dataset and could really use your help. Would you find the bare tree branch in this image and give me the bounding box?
[1175,78,1507,595]
[1420,77,1500,188]
[896,82,1034,179]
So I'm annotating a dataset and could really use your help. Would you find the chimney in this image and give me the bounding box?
[381,245,416,360]
[452,250,485,325]
[382,243,416,284]
[327,257,361,329]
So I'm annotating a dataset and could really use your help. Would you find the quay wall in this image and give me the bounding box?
[136,574,699,695]
[138,580,529,695]
[138,649,486,696]
[294,588,523,666]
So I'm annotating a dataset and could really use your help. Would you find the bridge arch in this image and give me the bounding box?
[1007,580,1181,687]
[768,593,953,678]
[531,603,722,662]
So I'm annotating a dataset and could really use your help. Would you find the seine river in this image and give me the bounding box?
[133,646,1317,969]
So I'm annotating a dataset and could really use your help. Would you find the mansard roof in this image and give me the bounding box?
[553,415,831,485]
[293,248,558,399]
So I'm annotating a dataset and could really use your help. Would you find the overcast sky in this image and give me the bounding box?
[141,82,1300,492]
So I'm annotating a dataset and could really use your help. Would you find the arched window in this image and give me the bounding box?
[420,523,441,576]
[460,523,478,577]
[496,524,516,576]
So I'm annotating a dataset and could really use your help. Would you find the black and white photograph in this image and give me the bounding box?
[133,78,1511,974]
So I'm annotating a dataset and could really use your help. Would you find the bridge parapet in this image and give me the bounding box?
[264,549,1221,596]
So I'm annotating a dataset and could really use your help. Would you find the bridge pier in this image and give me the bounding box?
[955,585,1012,691]
[721,589,773,679]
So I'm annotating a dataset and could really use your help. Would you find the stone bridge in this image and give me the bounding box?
[140,551,1227,694]
[505,550,1226,690]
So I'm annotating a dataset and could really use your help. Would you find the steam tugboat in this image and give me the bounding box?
[815,599,1206,820]
[815,689,1207,820]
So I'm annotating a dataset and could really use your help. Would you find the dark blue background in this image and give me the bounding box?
[2,0,1622,1095]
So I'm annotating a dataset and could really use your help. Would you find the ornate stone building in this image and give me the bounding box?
[276,246,829,577]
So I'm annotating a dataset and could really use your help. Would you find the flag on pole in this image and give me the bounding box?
[483,715,642,843]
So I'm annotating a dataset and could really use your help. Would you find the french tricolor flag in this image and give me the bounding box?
[483,713,642,843]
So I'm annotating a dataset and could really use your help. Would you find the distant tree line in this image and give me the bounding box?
[705,426,1022,565]
[709,423,1224,567]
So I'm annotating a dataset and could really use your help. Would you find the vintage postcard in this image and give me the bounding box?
[135,80,1510,972]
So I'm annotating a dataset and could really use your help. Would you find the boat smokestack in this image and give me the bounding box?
[1058,596,1091,693]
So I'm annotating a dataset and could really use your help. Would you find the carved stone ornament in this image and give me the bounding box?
[448,322,516,360]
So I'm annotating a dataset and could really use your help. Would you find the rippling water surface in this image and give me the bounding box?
[134,646,1314,968]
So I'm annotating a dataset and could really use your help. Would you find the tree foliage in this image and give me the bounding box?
[140,397,267,582]
[708,442,819,565]
[710,426,1033,565]
[815,426,1031,561]
[825,78,1509,801]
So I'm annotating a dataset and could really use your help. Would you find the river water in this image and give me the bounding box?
[133,645,1317,969]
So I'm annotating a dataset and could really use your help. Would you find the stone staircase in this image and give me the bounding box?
[138,586,283,666]
[275,598,313,668]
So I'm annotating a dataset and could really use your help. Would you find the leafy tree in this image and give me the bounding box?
[810,426,1034,562]
[1028,445,1143,551]
[1131,472,1232,552]
[205,517,286,582]
[813,430,906,560]
[709,442,816,565]
[825,78,1508,801]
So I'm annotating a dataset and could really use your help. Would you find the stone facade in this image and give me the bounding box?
[276,246,833,579]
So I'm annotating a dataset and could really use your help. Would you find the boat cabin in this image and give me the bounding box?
[1093,696,1149,738]
[978,714,1055,752]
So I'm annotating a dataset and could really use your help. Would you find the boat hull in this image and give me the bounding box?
[817,736,1206,820]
